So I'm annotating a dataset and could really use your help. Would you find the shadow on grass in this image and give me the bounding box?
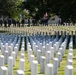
[0,30,9,33]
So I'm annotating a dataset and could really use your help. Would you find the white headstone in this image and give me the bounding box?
[21,48,25,54]
[28,49,32,61]
[59,48,63,57]
[40,56,46,73]
[19,59,25,71]
[53,58,58,75]
[46,64,53,75]
[8,46,12,56]
[56,52,62,67]
[61,44,65,54]
[4,50,9,64]
[37,50,41,63]
[35,45,38,57]
[46,51,51,64]
[65,65,73,75]
[54,44,57,54]
[20,53,25,59]
[42,46,46,56]
[11,43,13,52]
[51,47,54,59]
[49,42,52,48]
[1,45,5,55]
[11,51,16,66]
[68,53,73,60]
[8,56,13,75]
[31,60,38,75]
[5,43,8,51]
[0,55,4,67]
[46,43,49,51]
[67,59,73,65]
[0,66,8,75]
[30,55,34,71]
[16,70,24,75]
[14,47,18,58]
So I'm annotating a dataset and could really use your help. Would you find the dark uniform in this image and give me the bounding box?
[21,19,25,27]
[4,19,7,27]
[8,18,12,27]
[12,19,16,27]
[0,19,3,26]
[28,19,30,27]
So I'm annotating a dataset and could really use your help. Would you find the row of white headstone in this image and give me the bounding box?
[51,23,76,26]
[0,34,25,75]
[65,36,73,75]
[0,32,74,75]
[26,32,73,75]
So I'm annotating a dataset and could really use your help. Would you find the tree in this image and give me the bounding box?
[0,0,22,19]
[22,0,50,20]
[50,0,76,23]
[22,0,76,23]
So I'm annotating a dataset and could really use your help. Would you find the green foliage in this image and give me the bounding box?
[0,0,22,19]
[0,0,76,22]
[22,0,76,22]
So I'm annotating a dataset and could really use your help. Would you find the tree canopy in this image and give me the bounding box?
[0,0,22,20]
[0,0,76,22]
[22,0,76,22]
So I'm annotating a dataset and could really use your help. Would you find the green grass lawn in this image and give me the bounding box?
[10,48,76,75]
[58,49,76,75]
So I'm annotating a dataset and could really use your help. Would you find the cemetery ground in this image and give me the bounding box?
[3,45,75,75]
[0,25,76,75]
[0,25,76,35]
[9,48,76,75]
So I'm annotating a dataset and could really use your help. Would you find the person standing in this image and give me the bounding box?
[43,12,48,26]
[28,18,30,27]
[21,18,25,27]
[12,19,16,27]
[0,19,3,27]
[32,18,35,26]
[8,18,12,27]
[4,19,7,27]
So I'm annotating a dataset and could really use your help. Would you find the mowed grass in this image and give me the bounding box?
[58,49,76,75]
[0,26,76,75]
[10,48,76,75]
